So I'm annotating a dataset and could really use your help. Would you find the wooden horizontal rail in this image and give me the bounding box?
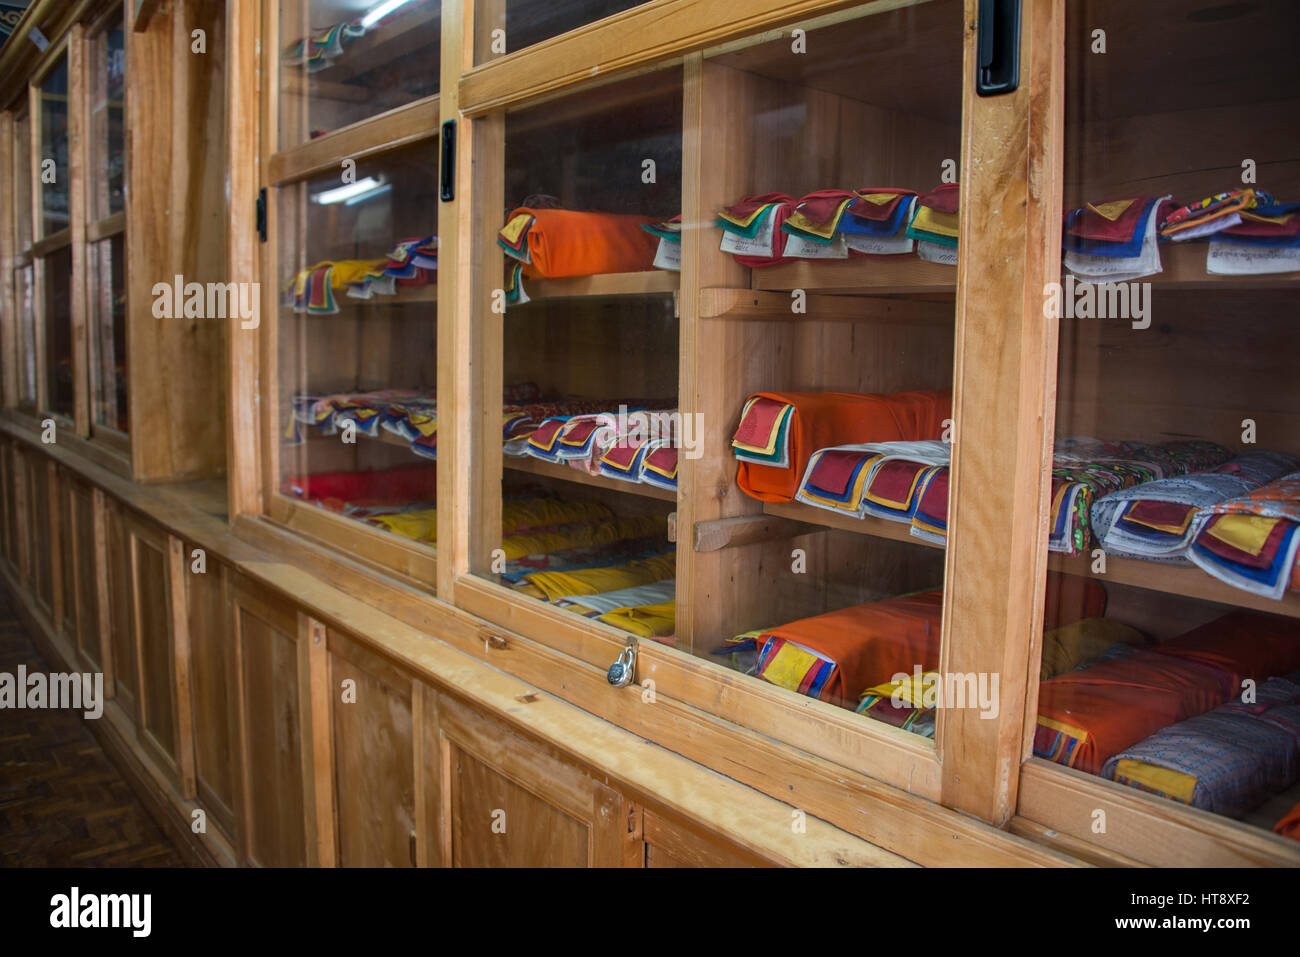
[692,512,820,551]
[700,287,954,322]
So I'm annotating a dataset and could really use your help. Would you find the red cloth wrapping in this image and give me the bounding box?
[736,389,952,503]
[283,464,436,508]
[1276,800,1300,841]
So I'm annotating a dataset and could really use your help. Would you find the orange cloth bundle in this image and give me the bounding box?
[1035,610,1300,776]
[753,573,1104,709]
[733,389,952,504]
[499,207,660,280]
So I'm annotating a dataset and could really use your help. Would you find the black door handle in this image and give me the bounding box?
[976,0,1021,96]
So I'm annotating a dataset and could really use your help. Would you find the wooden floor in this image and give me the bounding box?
[0,585,184,867]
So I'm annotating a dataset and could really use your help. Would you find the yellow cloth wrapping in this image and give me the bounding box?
[1039,618,1149,680]
[521,553,676,602]
[500,515,663,560]
[598,601,676,638]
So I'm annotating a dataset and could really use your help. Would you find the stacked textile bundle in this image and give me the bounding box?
[288,236,437,314]
[1061,187,1300,278]
[283,463,438,513]
[1034,610,1300,775]
[516,550,678,642]
[725,573,1105,711]
[715,185,951,267]
[730,390,952,504]
[522,405,674,472]
[642,216,682,271]
[1092,450,1298,563]
[1048,439,1230,555]
[1189,472,1300,600]
[1062,195,1172,281]
[904,184,959,265]
[498,206,660,303]
[1102,672,1300,817]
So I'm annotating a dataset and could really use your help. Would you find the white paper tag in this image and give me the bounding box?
[1207,241,1300,275]
[719,208,777,257]
[653,238,682,271]
[845,234,915,256]
[916,241,958,266]
[783,231,848,259]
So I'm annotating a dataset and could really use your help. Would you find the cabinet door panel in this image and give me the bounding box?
[328,633,415,867]
[129,519,178,771]
[70,480,102,671]
[104,497,137,719]
[232,578,307,867]
[189,560,236,837]
[435,696,627,867]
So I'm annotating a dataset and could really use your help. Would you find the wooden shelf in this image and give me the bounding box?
[701,287,953,323]
[768,500,1300,619]
[506,455,677,502]
[763,501,941,549]
[1049,551,1300,620]
[286,283,437,314]
[746,239,1299,298]
[512,270,678,303]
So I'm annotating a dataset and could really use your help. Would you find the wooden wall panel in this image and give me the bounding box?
[27,453,51,614]
[641,807,769,868]
[69,478,101,670]
[129,519,178,773]
[327,633,416,868]
[104,496,138,719]
[187,557,237,838]
[233,577,307,867]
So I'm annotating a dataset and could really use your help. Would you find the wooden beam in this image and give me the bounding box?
[459,0,897,117]
[133,0,162,33]
[936,0,1065,826]
[692,512,820,552]
[225,0,263,516]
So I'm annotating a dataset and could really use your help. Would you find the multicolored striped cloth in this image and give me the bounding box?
[1102,673,1300,818]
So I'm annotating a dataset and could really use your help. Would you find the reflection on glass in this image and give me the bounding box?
[39,57,70,237]
[43,246,74,418]
[90,11,127,221]
[276,145,439,549]
[92,235,128,432]
[16,265,36,407]
[277,0,441,150]
[1034,0,1300,837]
[476,0,651,61]
[14,110,32,251]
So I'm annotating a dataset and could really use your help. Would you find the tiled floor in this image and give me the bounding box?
[0,585,184,867]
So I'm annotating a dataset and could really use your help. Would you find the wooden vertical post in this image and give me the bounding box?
[937,0,1065,825]
[68,24,90,437]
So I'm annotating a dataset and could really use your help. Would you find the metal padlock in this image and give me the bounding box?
[607,639,637,688]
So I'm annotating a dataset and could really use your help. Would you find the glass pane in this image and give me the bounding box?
[89,10,127,221]
[276,144,439,553]
[38,56,70,237]
[43,246,74,418]
[475,0,650,63]
[471,67,682,646]
[685,2,972,736]
[1035,1,1300,837]
[15,264,36,407]
[14,109,32,252]
[278,0,441,150]
[91,235,128,432]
